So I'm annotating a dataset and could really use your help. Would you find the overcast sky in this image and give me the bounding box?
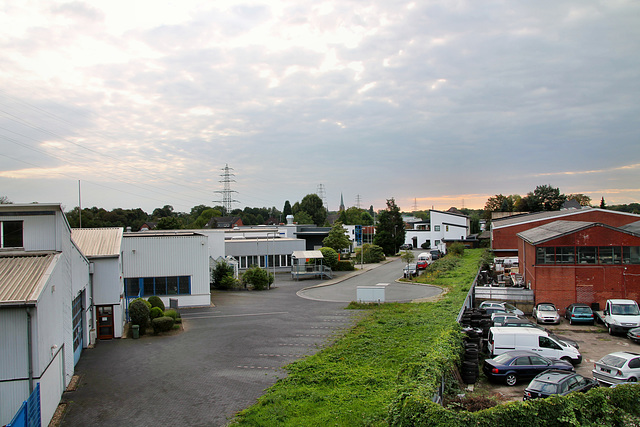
[1,1,639,214]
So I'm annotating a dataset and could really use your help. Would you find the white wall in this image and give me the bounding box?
[122,234,210,307]
[91,257,124,338]
[0,308,30,426]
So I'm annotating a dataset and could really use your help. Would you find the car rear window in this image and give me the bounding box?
[528,380,557,394]
[599,354,627,368]
[573,306,591,313]
[492,353,513,364]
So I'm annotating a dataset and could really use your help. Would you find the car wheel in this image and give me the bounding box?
[628,377,638,383]
[505,374,517,386]
[561,356,572,364]
[569,318,573,325]
[608,324,614,336]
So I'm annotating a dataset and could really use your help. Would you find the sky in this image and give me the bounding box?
[1,1,639,214]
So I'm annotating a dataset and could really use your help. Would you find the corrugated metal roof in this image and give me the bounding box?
[0,252,59,305]
[517,221,595,245]
[292,250,324,259]
[492,207,591,228]
[620,220,640,236]
[72,228,123,257]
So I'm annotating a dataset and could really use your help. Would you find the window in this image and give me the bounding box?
[536,247,555,264]
[1,220,23,248]
[623,247,640,264]
[124,276,191,297]
[72,292,83,352]
[446,225,449,232]
[577,247,597,264]
[599,247,621,264]
[556,247,575,264]
[434,225,441,232]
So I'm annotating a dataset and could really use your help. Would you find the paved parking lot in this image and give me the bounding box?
[479,318,640,401]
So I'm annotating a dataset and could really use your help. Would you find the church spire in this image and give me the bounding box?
[339,193,345,211]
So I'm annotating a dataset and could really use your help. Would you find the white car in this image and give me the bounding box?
[491,313,522,326]
[533,302,560,324]
[592,351,640,386]
[479,301,524,316]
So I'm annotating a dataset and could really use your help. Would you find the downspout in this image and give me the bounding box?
[26,307,34,393]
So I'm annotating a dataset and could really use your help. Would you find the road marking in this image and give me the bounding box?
[181,311,289,320]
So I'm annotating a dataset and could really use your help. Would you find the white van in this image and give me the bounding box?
[487,327,582,364]
[416,252,432,268]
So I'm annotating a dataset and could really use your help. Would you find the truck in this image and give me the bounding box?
[595,299,640,335]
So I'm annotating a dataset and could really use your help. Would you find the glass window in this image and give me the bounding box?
[1,221,24,248]
[514,357,531,366]
[167,277,178,295]
[125,278,140,297]
[577,247,597,264]
[623,247,640,264]
[143,278,155,296]
[155,277,167,294]
[434,225,441,232]
[599,247,621,264]
[178,276,190,294]
[556,247,575,264]
[536,247,555,264]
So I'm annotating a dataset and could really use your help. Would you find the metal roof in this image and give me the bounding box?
[0,252,59,306]
[291,250,324,259]
[517,220,596,245]
[620,220,640,236]
[72,228,123,258]
[492,207,591,228]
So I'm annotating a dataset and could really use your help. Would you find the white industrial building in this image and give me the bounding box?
[121,231,211,308]
[403,209,470,252]
[0,203,91,427]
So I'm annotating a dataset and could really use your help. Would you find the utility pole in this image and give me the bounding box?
[214,164,239,216]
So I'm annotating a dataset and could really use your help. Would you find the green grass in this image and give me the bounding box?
[232,249,483,426]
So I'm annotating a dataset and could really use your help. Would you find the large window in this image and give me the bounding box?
[1,220,23,248]
[125,276,191,297]
[536,246,640,265]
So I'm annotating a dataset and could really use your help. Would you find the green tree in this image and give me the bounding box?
[152,205,174,219]
[156,216,181,229]
[293,211,313,224]
[600,197,606,209]
[355,243,385,263]
[319,247,339,269]
[283,200,293,217]
[194,208,222,228]
[299,193,327,226]
[566,194,592,207]
[211,260,237,290]
[373,198,405,255]
[400,250,415,265]
[323,221,351,253]
[531,184,566,211]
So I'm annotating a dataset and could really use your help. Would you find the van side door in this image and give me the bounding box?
[538,336,562,358]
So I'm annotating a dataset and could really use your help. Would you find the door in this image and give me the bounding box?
[97,305,114,339]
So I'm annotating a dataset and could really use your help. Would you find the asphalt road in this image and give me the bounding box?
[60,259,441,427]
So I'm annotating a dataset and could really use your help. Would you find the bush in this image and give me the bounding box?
[163,309,179,320]
[335,260,355,271]
[355,244,386,264]
[133,297,151,309]
[129,299,150,335]
[448,242,465,257]
[242,266,274,290]
[211,260,236,290]
[148,295,165,311]
[149,306,164,320]
[152,316,175,334]
[319,247,339,269]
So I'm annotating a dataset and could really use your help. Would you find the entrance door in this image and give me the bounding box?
[97,305,114,339]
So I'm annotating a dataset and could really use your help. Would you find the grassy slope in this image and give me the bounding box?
[232,249,482,426]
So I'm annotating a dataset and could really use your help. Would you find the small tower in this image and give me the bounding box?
[339,193,345,212]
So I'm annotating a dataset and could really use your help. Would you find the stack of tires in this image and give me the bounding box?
[461,327,481,384]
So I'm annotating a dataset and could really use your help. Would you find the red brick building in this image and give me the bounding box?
[517,220,640,314]
[492,208,640,257]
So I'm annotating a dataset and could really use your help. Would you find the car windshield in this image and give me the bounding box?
[539,304,556,311]
[504,303,517,311]
[528,380,557,394]
[598,354,627,368]
[611,304,640,315]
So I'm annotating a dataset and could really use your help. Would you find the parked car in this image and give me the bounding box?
[499,318,579,349]
[399,243,412,250]
[564,303,595,325]
[403,263,418,278]
[523,370,598,400]
[592,351,640,386]
[479,301,524,316]
[533,302,560,324]
[491,313,522,327]
[628,327,640,344]
[483,350,574,386]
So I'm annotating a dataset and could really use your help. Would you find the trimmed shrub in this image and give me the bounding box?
[163,309,179,320]
[133,297,151,309]
[129,299,150,335]
[152,316,175,334]
[148,295,165,311]
[335,260,355,271]
[219,275,240,290]
[242,266,274,290]
[319,247,339,269]
[149,306,164,320]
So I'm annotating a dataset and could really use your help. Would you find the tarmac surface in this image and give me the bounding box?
[60,257,442,427]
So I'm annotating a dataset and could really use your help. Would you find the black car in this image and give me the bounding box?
[483,351,574,386]
[399,243,413,250]
[523,370,598,400]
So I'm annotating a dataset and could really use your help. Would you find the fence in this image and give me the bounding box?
[8,383,40,427]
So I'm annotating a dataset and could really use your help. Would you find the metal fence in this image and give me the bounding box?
[8,383,40,427]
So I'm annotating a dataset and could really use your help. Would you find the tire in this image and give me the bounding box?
[608,324,615,336]
[628,377,638,383]
[561,356,572,364]
[505,373,517,386]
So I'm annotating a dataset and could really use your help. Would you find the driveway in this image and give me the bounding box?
[60,259,439,426]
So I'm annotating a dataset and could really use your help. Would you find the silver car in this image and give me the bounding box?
[592,351,640,386]
[533,302,560,324]
[479,301,525,316]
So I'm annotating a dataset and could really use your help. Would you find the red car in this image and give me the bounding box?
[416,260,428,270]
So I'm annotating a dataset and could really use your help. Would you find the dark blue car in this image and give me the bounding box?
[482,350,574,386]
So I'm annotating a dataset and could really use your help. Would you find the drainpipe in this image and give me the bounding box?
[26,307,34,393]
